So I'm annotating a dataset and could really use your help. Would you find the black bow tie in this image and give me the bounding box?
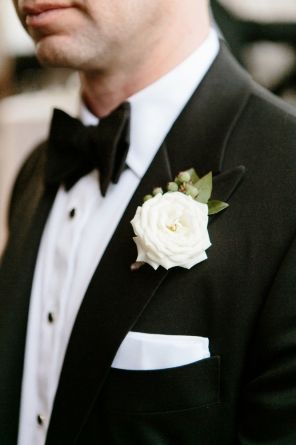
[45,102,131,196]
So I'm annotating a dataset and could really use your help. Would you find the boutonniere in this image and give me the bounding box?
[130,168,228,271]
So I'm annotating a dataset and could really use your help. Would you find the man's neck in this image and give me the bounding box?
[80,21,211,118]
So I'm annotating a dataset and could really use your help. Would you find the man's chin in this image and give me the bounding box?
[35,36,77,68]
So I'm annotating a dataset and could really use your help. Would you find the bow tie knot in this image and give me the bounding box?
[45,102,131,196]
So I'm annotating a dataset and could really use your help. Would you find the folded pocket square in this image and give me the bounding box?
[111,332,210,371]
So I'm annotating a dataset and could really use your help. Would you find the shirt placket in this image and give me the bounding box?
[35,184,97,439]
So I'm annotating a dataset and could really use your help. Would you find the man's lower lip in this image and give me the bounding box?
[26,7,71,28]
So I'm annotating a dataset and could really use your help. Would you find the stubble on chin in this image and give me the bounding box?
[34,36,80,68]
[33,32,107,71]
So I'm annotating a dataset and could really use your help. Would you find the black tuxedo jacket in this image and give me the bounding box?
[1,44,296,445]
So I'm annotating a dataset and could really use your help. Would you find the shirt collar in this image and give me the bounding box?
[80,28,219,179]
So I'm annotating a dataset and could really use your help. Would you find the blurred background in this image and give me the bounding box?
[0,0,296,252]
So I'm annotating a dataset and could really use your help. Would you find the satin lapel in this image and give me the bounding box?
[163,42,250,219]
[0,144,57,443]
[46,144,172,444]
[47,44,251,444]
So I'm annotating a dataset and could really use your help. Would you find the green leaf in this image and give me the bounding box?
[208,200,229,215]
[186,168,199,184]
[195,172,212,204]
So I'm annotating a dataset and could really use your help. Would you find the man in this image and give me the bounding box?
[1,0,296,444]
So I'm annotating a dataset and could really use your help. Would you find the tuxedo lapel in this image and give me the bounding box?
[47,44,250,444]
[165,41,251,178]
[0,145,58,443]
[164,41,250,217]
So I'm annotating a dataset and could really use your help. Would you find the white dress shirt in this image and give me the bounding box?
[17,29,219,445]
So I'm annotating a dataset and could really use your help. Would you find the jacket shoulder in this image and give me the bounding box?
[227,79,296,165]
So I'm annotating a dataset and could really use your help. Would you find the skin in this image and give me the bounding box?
[14,0,210,116]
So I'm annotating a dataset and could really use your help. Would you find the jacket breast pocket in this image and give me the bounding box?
[100,356,221,414]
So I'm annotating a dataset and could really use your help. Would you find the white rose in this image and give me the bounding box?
[131,191,211,270]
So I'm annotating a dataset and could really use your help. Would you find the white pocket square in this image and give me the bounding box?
[111,332,210,371]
